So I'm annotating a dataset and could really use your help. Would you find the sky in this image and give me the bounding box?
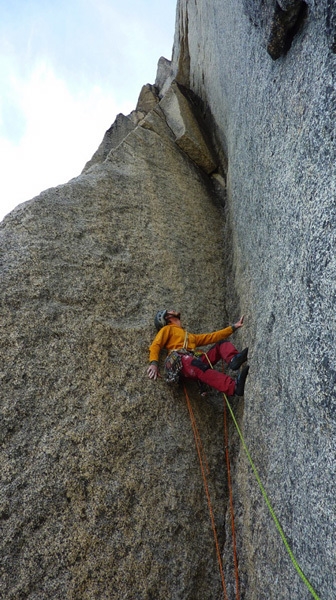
[0,0,177,222]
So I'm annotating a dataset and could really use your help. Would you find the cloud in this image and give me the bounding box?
[0,60,134,221]
[0,1,177,222]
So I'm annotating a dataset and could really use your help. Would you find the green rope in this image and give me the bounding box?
[224,395,321,600]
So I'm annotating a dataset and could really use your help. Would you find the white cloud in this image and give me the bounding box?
[0,60,134,222]
[0,1,177,223]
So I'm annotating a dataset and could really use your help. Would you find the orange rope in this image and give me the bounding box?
[188,403,211,476]
[183,384,229,600]
[224,395,240,600]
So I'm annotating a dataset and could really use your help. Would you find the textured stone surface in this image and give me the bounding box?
[155,56,174,98]
[82,85,160,175]
[135,83,159,114]
[1,0,336,598]
[171,0,336,598]
[160,82,217,173]
[0,87,241,598]
[267,0,307,60]
[82,113,136,172]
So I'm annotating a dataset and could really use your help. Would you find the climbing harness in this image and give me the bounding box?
[164,350,183,383]
[163,335,212,384]
[164,331,189,383]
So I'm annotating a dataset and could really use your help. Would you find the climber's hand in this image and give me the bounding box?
[234,315,245,329]
[147,364,159,380]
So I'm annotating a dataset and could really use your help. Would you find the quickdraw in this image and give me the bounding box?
[164,350,183,383]
[164,331,189,384]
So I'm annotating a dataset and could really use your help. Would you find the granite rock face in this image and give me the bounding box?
[159,82,218,174]
[0,83,237,599]
[1,1,336,599]
[169,0,336,598]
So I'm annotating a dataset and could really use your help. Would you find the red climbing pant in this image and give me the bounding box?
[181,341,237,395]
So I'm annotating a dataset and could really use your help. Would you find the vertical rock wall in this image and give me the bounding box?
[0,85,243,598]
[1,1,335,598]
[167,0,336,598]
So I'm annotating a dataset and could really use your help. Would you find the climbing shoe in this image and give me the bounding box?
[229,347,248,371]
[235,365,250,396]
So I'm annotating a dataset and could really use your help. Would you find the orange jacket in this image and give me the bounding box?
[149,324,234,363]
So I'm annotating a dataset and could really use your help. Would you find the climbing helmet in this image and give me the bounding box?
[154,309,181,330]
[154,309,168,330]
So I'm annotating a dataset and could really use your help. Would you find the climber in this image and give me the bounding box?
[147,309,249,396]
